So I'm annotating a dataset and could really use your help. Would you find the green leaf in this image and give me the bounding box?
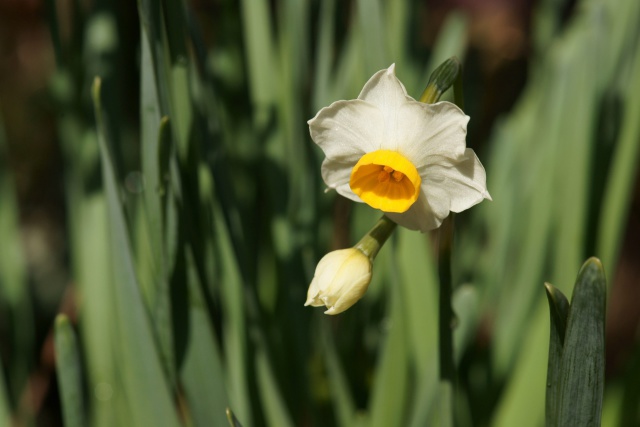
[556,258,606,427]
[139,1,177,388]
[321,321,356,426]
[209,170,252,426]
[544,283,570,344]
[311,0,336,112]
[596,24,640,276]
[356,0,387,72]
[226,408,244,427]
[239,0,278,108]
[54,315,86,427]
[72,194,118,427]
[92,77,181,427]
[395,227,440,427]
[427,12,468,72]
[618,341,640,426]
[430,381,454,427]
[0,349,10,427]
[0,119,33,407]
[369,252,408,427]
[179,249,229,427]
[544,282,570,426]
[452,285,480,364]
[492,306,548,427]
[255,342,294,427]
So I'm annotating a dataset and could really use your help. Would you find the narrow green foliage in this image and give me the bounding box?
[226,408,244,427]
[549,258,607,427]
[0,364,8,427]
[425,13,468,75]
[72,195,117,427]
[452,286,480,364]
[255,341,295,427]
[619,340,640,426]
[369,255,408,427]
[179,249,229,427]
[93,77,181,427]
[321,322,356,426]
[544,283,570,344]
[597,23,640,275]
[311,0,336,111]
[0,119,33,415]
[556,258,607,426]
[54,315,85,427]
[396,227,440,427]
[140,13,175,386]
[544,282,570,425]
[239,0,277,108]
[356,0,387,72]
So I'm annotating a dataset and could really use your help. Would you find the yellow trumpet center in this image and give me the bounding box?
[349,150,421,213]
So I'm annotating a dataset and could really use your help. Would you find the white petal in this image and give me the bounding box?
[357,64,411,118]
[391,101,469,167]
[384,185,450,232]
[324,271,370,315]
[308,99,384,163]
[320,158,362,203]
[313,250,349,292]
[304,277,325,307]
[423,148,491,213]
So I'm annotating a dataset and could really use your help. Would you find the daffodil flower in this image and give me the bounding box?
[304,248,372,315]
[308,64,491,232]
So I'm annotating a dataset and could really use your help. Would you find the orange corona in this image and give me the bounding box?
[349,150,421,213]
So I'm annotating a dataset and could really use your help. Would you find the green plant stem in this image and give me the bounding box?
[438,62,465,393]
[420,57,465,426]
[354,215,397,261]
[438,213,456,385]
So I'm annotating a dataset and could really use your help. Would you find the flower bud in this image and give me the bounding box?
[304,248,372,315]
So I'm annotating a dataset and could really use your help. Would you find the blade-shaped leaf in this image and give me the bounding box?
[54,315,85,427]
[179,249,229,427]
[556,258,606,427]
[369,252,408,427]
[226,408,244,427]
[255,341,294,427]
[544,282,570,426]
[92,77,181,427]
[321,321,356,426]
[0,362,8,427]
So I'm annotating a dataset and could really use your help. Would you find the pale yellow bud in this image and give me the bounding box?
[304,248,372,315]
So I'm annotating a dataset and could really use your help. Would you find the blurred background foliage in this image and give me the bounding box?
[0,0,639,425]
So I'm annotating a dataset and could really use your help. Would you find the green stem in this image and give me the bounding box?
[354,215,397,261]
[420,57,465,426]
[438,213,456,386]
[439,59,465,392]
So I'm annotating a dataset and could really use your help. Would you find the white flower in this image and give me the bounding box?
[308,64,491,232]
[304,248,372,315]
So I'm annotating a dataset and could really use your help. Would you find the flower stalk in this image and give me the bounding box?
[354,215,397,261]
[420,57,465,425]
